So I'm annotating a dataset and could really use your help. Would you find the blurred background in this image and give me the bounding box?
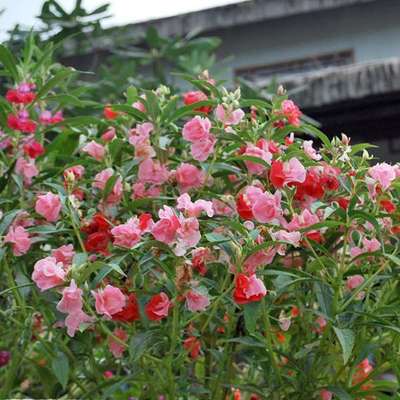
[1,0,400,161]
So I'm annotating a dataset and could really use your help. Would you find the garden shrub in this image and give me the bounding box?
[0,38,399,400]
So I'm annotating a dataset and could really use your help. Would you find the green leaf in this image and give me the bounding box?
[301,124,332,149]
[51,351,69,390]
[0,209,21,236]
[229,155,271,169]
[129,331,157,361]
[243,301,261,334]
[0,44,19,80]
[314,282,334,318]
[333,327,354,364]
[45,131,80,159]
[44,94,99,108]
[60,116,99,126]
[102,174,119,200]
[205,232,230,243]
[327,386,353,400]
[110,104,146,121]
[166,100,215,123]
[350,143,377,155]
[222,336,265,348]
[142,89,160,123]
[126,86,138,103]
[36,68,76,99]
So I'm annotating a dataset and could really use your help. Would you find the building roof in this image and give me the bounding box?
[106,0,376,39]
[273,58,400,109]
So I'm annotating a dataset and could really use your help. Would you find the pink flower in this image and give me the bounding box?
[243,247,276,274]
[287,209,319,231]
[39,110,63,125]
[132,98,146,112]
[15,157,38,186]
[351,237,381,258]
[212,199,235,216]
[152,206,181,244]
[320,389,333,400]
[51,244,75,268]
[243,144,272,175]
[314,316,327,334]
[103,370,114,379]
[92,285,126,318]
[111,218,142,248]
[175,217,201,256]
[57,280,83,314]
[64,310,93,337]
[303,140,321,160]
[346,275,365,291]
[64,165,85,181]
[176,193,214,217]
[108,328,128,358]
[175,163,206,192]
[368,162,396,190]
[93,168,122,205]
[185,288,210,312]
[271,230,301,247]
[215,104,244,126]
[129,122,155,160]
[82,141,105,161]
[101,127,116,142]
[35,192,62,222]
[138,159,170,185]
[190,134,216,161]
[131,182,162,199]
[252,190,282,224]
[4,226,31,256]
[182,116,211,142]
[32,256,66,291]
[280,100,302,127]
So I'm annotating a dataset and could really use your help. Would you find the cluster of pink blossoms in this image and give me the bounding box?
[2,68,399,399]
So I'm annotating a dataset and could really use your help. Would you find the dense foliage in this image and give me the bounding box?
[0,35,400,400]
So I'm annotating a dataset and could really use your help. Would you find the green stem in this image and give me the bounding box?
[262,298,282,387]
[167,301,179,399]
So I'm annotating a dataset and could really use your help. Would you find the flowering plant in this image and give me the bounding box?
[0,39,400,400]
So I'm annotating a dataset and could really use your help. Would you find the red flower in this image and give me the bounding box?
[320,174,339,191]
[138,213,153,232]
[269,160,285,188]
[103,106,119,120]
[291,306,300,318]
[183,336,201,359]
[233,273,266,305]
[112,293,140,323]
[6,87,36,104]
[7,113,37,134]
[337,197,350,210]
[81,213,111,234]
[236,193,253,220]
[380,199,396,213]
[145,292,171,321]
[294,170,324,200]
[23,141,44,159]
[183,91,211,113]
[276,331,286,343]
[84,231,111,255]
[306,231,323,243]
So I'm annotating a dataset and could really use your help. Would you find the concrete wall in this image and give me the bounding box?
[212,0,400,80]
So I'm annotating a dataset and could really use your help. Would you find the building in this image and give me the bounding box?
[102,0,400,161]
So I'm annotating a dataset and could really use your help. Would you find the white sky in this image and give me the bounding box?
[0,0,246,40]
